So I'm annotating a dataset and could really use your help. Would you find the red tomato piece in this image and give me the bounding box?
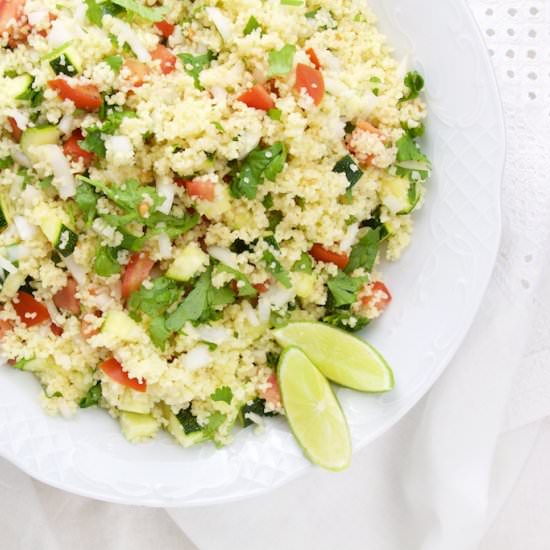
[13,292,51,327]
[0,319,13,339]
[122,58,151,87]
[50,323,64,336]
[150,44,176,75]
[53,278,81,315]
[253,282,270,294]
[63,129,95,166]
[48,79,102,111]
[306,47,321,69]
[294,63,325,106]
[154,20,175,38]
[99,357,147,392]
[237,84,275,111]
[7,116,22,142]
[310,244,349,270]
[177,178,216,201]
[80,311,101,340]
[260,373,281,406]
[0,0,28,44]
[361,281,392,313]
[121,253,155,299]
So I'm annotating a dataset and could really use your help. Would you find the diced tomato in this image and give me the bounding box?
[7,116,22,142]
[260,373,281,406]
[154,20,175,38]
[176,178,216,201]
[310,244,349,270]
[294,63,324,106]
[80,311,101,340]
[237,84,275,111]
[13,292,51,327]
[122,58,150,87]
[361,281,392,313]
[99,357,147,392]
[121,252,155,299]
[50,323,64,336]
[306,47,321,69]
[63,129,95,166]
[0,0,28,45]
[53,278,81,315]
[150,44,176,75]
[0,319,13,339]
[48,79,102,111]
[253,282,270,294]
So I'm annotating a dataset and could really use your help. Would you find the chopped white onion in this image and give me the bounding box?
[112,19,150,62]
[4,244,28,262]
[396,55,410,82]
[207,246,238,270]
[319,49,341,72]
[58,114,74,136]
[104,135,133,158]
[0,256,17,275]
[40,144,76,199]
[396,160,430,171]
[206,7,233,42]
[241,300,259,326]
[257,296,271,323]
[264,284,295,309]
[91,291,112,311]
[45,299,63,325]
[5,109,28,131]
[340,223,359,252]
[13,216,37,241]
[27,9,49,26]
[63,255,87,285]
[74,1,87,24]
[156,232,172,259]
[237,128,261,159]
[156,177,175,214]
[210,86,227,103]
[48,20,77,48]
[194,325,231,345]
[11,149,31,168]
[184,345,211,371]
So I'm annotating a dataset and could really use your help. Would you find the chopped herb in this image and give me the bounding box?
[75,181,99,225]
[79,382,102,408]
[267,44,296,77]
[292,252,313,273]
[148,316,172,349]
[0,157,14,169]
[39,175,54,191]
[105,55,123,72]
[203,411,226,439]
[344,121,356,134]
[323,310,369,332]
[211,386,233,404]
[176,406,202,434]
[401,70,425,102]
[327,270,366,308]
[263,249,291,288]
[94,246,121,277]
[84,0,123,26]
[394,134,431,182]
[267,108,282,121]
[211,121,225,133]
[345,227,383,274]
[305,8,320,18]
[402,121,425,139]
[128,277,181,319]
[230,142,287,199]
[111,0,168,21]
[262,193,274,209]
[239,397,277,427]
[79,128,106,158]
[281,0,303,5]
[243,15,260,35]
[214,263,257,297]
[178,51,216,90]
[333,155,363,188]
[267,210,283,232]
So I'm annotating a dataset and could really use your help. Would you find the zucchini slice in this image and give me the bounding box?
[38,212,78,257]
[20,126,60,156]
[44,41,83,76]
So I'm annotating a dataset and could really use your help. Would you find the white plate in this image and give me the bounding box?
[0,0,504,507]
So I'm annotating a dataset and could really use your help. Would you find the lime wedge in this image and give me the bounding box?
[278,346,351,471]
[273,321,394,392]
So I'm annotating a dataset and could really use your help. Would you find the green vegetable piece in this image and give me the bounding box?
[333,155,363,188]
[148,316,172,350]
[202,411,226,438]
[267,108,282,121]
[345,227,382,274]
[105,55,123,72]
[401,70,425,102]
[305,8,320,18]
[323,310,370,333]
[281,0,303,5]
[211,386,233,404]
[84,0,124,26]
[178,51,216,90]
[230,142,287,199]
[326,271,365,308]
[268,44,296,77]
[94,246,121,277]
[111,0,168,21]
[75,182,99,225]
[0,157,14,169]
[263,249,291,288]
[128,277,181,319]
[239,397,277,427]
[214,263,257,298]
[292,252,313,274]
[243,15,260,35]
[79,128,106,158]
[79,382,102,408]
[176,406,202,434]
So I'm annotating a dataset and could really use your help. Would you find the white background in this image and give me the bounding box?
[2,1,550,548]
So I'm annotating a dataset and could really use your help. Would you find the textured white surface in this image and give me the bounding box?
[0,0,505,506]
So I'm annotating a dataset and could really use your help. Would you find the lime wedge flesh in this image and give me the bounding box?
[274,322,394,392]
[278,346,351,471]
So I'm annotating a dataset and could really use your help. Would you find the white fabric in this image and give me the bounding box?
[1,2,549,549]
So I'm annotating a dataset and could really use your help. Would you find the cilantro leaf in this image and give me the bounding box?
[0,156,14,169]
[345,228,382,274]
[214,264,257,297]
[111,0,168,21]
[394,134,431,182]
[263,249,291,288]
[326,271,365,308]
[211,386,233,404]
[79,128,106,158]
[203,411,226,439]
[333,155,363,188]
[105,55,123,72]
[323,310,369,333]
[79,382,102,408]
[94,246,121,277]
[243,15,260,35]
[101,110,136,134]
[401,71,424,102]
[178,51,216,90]
[292,252,313,273]
[128,277,182,319]
[148,316,172,350]
[75,182,99,226]
[267,44,296,77]
[230,142,287,199]
[84,0,124,26]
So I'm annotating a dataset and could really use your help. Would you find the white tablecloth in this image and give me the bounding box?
[2,2,549,549]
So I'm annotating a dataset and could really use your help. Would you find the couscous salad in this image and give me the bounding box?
[0,0,429,450]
